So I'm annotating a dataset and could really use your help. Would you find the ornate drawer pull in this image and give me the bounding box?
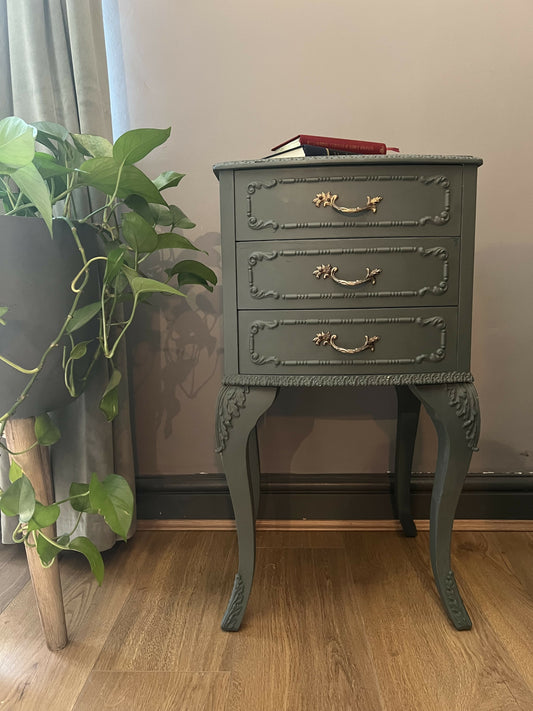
[313,192,383,214]
[313,331,380,355]
[313,264,382,287]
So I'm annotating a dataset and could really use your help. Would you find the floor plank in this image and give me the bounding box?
[343,531,533,711]
[0,535,154,711]
[93,531,235,673]
[256,530,345,548]
[73,671,230,711]
[2,530,533,710]
[221,546,384,711]
[0,542,29,614]
[453,532,533,705]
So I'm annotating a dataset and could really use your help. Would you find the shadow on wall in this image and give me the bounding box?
[259,385,399,475]
[128,232,223,464]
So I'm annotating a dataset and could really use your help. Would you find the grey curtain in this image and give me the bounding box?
[0,0,136,548]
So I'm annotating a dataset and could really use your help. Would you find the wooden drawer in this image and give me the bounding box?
[238,308,458,375]
[237,237,459,309]
[234,164,462,240]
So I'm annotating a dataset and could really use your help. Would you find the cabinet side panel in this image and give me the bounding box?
[457,164,478,372]
[218,170,239,375]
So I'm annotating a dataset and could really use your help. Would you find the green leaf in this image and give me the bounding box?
[36,533,62,566]
[27,501,61,531]
[113,127,171,166]
[88,473,134,540]
[156,233,203,252]
[71,133,113,158]
[8,460,23,482]
[121,212,158,253]
[153,171,185,190]
[69,341,89,360]
[32,152,73,178]
[66,301,101,334]
[123,267,184,298]
[0,475,35,522]
[124,195,155,225]
[69,482,97,514]
[103,247,127,285]
[175,272,214,292]
[0,116,36,168]
[167,260,217,286]
[34,413,61,446]
[99,368,122,421]
[77,158,166,204]
[32,121,71,144]
[150,204,195,229]
[9,162,53,233]
[0,305,7,325]
[69,536,104,584]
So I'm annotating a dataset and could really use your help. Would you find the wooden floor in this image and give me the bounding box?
[1,529,533,710]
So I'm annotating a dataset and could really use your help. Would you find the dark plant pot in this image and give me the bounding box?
[0,215,101,419]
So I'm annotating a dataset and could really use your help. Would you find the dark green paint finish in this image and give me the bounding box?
[238,307,458,375]
[237,237,460,309]
[233,164,463,240]
[215,155,482,632]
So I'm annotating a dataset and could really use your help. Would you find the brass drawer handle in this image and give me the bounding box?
[313,331,380,355]
[313,264,382,287]
[313,192,383,214]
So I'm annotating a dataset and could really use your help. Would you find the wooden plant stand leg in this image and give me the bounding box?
[394,386,421,537]
[215,385,278,631]
[409,383,480,631]
[5,417,68,651]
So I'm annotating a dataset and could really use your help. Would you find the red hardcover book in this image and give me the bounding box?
[270,134,399,155]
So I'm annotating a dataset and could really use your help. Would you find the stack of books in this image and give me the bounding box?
[265,134,400,159]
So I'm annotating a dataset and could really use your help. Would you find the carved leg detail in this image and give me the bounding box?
[409,382,480,631]
[394,386,421,537]
[215,385,278,631]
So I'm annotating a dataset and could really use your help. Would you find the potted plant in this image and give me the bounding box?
[0,116,216,583]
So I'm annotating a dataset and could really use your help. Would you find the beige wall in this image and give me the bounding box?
[113,0,533,476]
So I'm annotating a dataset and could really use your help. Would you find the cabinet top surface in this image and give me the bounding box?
[213,154,483,175]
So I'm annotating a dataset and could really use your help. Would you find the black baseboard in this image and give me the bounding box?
[136,472,533,521]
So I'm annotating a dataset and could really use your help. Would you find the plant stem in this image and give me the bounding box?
[0,177,16,210]
[0,354,39,374]
[71,256,108,293]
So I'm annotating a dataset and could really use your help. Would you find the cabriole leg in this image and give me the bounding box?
[215,385,278,631]
[394,385,421,537]
[247,427,261,521]
[409,382,480,630]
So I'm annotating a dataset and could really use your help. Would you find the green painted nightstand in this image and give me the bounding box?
[214,154,482,632]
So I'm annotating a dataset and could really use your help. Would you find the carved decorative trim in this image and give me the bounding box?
[215,385,250,453]
[248,251,280,299]
[247,180,278,194]
[246,180,279,230]
[247,316,447,368]
[221,573,245,631]
[444,570,472,629]
[245,174,453,231]
[249,321,280,365]
[222,372,474,387]
[247,245,449,301]
[446,382,480,451]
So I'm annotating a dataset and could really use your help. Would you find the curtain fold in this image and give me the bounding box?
[0,0,136,548]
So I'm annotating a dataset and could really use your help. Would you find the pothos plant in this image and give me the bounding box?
[0,116,216,582]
